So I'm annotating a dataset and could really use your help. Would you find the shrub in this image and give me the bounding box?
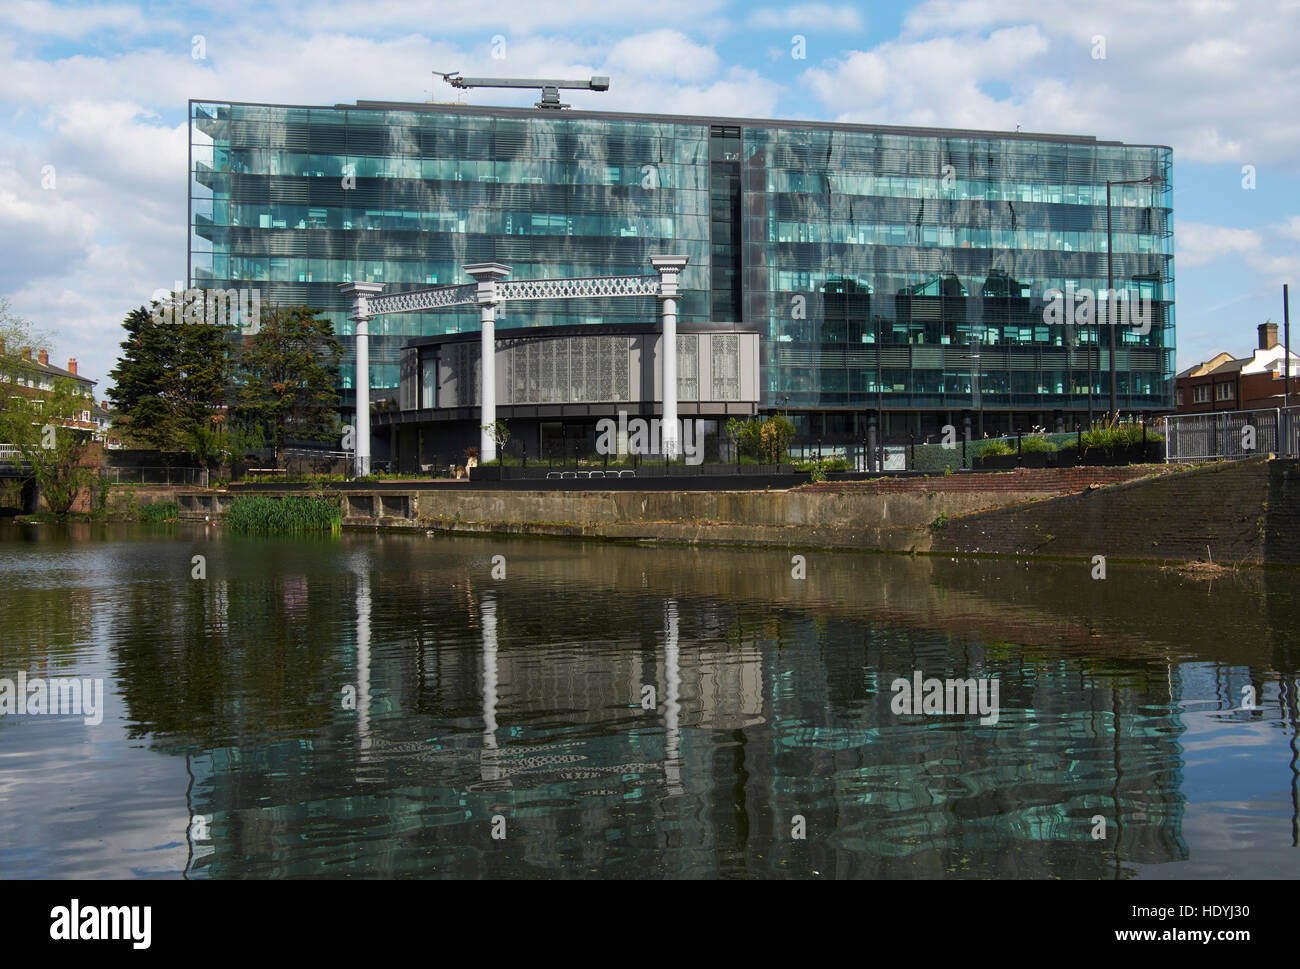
[227,495,342,534]
[1078,426,1163,451]
[794,456,852,474]
[138,500,179,522]
[728,415,795,463]
[979,440,1014,457]
[1019,436,1058,454]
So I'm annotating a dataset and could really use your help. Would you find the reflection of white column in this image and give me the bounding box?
[651,256,689,459]
[481,595,506,785]
[464,263,511,463]
[664,598,684,796]
[338,281,384,476]
[356,566,372,757]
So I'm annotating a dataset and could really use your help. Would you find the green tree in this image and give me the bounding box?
[731,415,795,463]
[235,304,342,465]
[173,320,239,471]
[0,298,53,423]
[108,299,242,473]
[107,304,185,450]
[0,376,97,515]
[482,419,509,452]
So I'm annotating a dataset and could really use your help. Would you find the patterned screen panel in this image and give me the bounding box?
[500,336,632,405]
[711,334,740,401]
[677,334,699,401]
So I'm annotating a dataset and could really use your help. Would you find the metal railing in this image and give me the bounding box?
[99,466,206,485]
[487,462,796,481]
[1162,406,1300,463]
[281,448,354,462]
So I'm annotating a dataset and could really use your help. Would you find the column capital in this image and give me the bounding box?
[338,281,384,322]
[337,281,385,297]
[464,263,511,307]
[650,255,689,298]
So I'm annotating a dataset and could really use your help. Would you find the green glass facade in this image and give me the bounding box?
[190,99,1174,436]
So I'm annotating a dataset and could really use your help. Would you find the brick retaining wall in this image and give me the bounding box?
[930,458,1295,565]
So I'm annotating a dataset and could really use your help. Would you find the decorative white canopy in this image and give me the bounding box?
[341,256,688,472]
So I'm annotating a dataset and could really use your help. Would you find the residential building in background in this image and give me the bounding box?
[1175,321,1299,414]
[189,98,1175,451]
[0,344,99,435]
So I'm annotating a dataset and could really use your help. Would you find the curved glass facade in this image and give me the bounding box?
[190,100,1173,431]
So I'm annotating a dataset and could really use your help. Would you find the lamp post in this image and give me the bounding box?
[1106,173,1162,418]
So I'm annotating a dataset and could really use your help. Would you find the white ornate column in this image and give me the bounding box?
[650,255,689,458]
[338,281,384,476]
[464,263,512,462]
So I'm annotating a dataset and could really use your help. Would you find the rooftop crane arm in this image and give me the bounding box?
[434,71,609,109]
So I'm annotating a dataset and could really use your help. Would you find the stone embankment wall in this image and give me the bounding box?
[168,461,1300,565]
[800,466,1167,495]
[172,466,1158,552]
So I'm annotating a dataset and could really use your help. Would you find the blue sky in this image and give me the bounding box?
[1,0,1296,389]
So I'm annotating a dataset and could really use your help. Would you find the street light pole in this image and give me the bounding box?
[1106,179,1113,418]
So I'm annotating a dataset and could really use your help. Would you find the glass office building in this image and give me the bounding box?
[190,99,1174,441]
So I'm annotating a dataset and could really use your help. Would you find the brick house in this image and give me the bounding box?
[1175,322,1300,413]
[0,342,103,437]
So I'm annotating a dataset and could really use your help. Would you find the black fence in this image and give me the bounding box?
[99,466,206,485]
[471,462,794,482]
[1164,407,1300,463]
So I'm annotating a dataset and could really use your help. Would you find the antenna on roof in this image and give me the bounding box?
[434,70,610,109]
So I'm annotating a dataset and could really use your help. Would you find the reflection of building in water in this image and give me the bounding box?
[175,552,1202,879]
[760,622,1189,877]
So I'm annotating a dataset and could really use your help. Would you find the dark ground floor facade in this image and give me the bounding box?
[370,405,1140,472]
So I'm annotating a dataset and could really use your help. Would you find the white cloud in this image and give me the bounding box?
[0,157,98,282]
[802,0,1300,165]
[1175,217,1300,293]
[606,30,720,83]
[1175,220,1262,268]
[204,0,731,35]
[748,4,865,32]
[1275,215,1300,243]
[802,26,1051,132]
[0,0,159,39]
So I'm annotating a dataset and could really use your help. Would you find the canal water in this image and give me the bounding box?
[1,521,1297,879]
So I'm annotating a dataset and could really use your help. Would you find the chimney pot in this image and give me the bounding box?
[68,357,77,375]
[38,349,49,366]
[1259,321,1279,350]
